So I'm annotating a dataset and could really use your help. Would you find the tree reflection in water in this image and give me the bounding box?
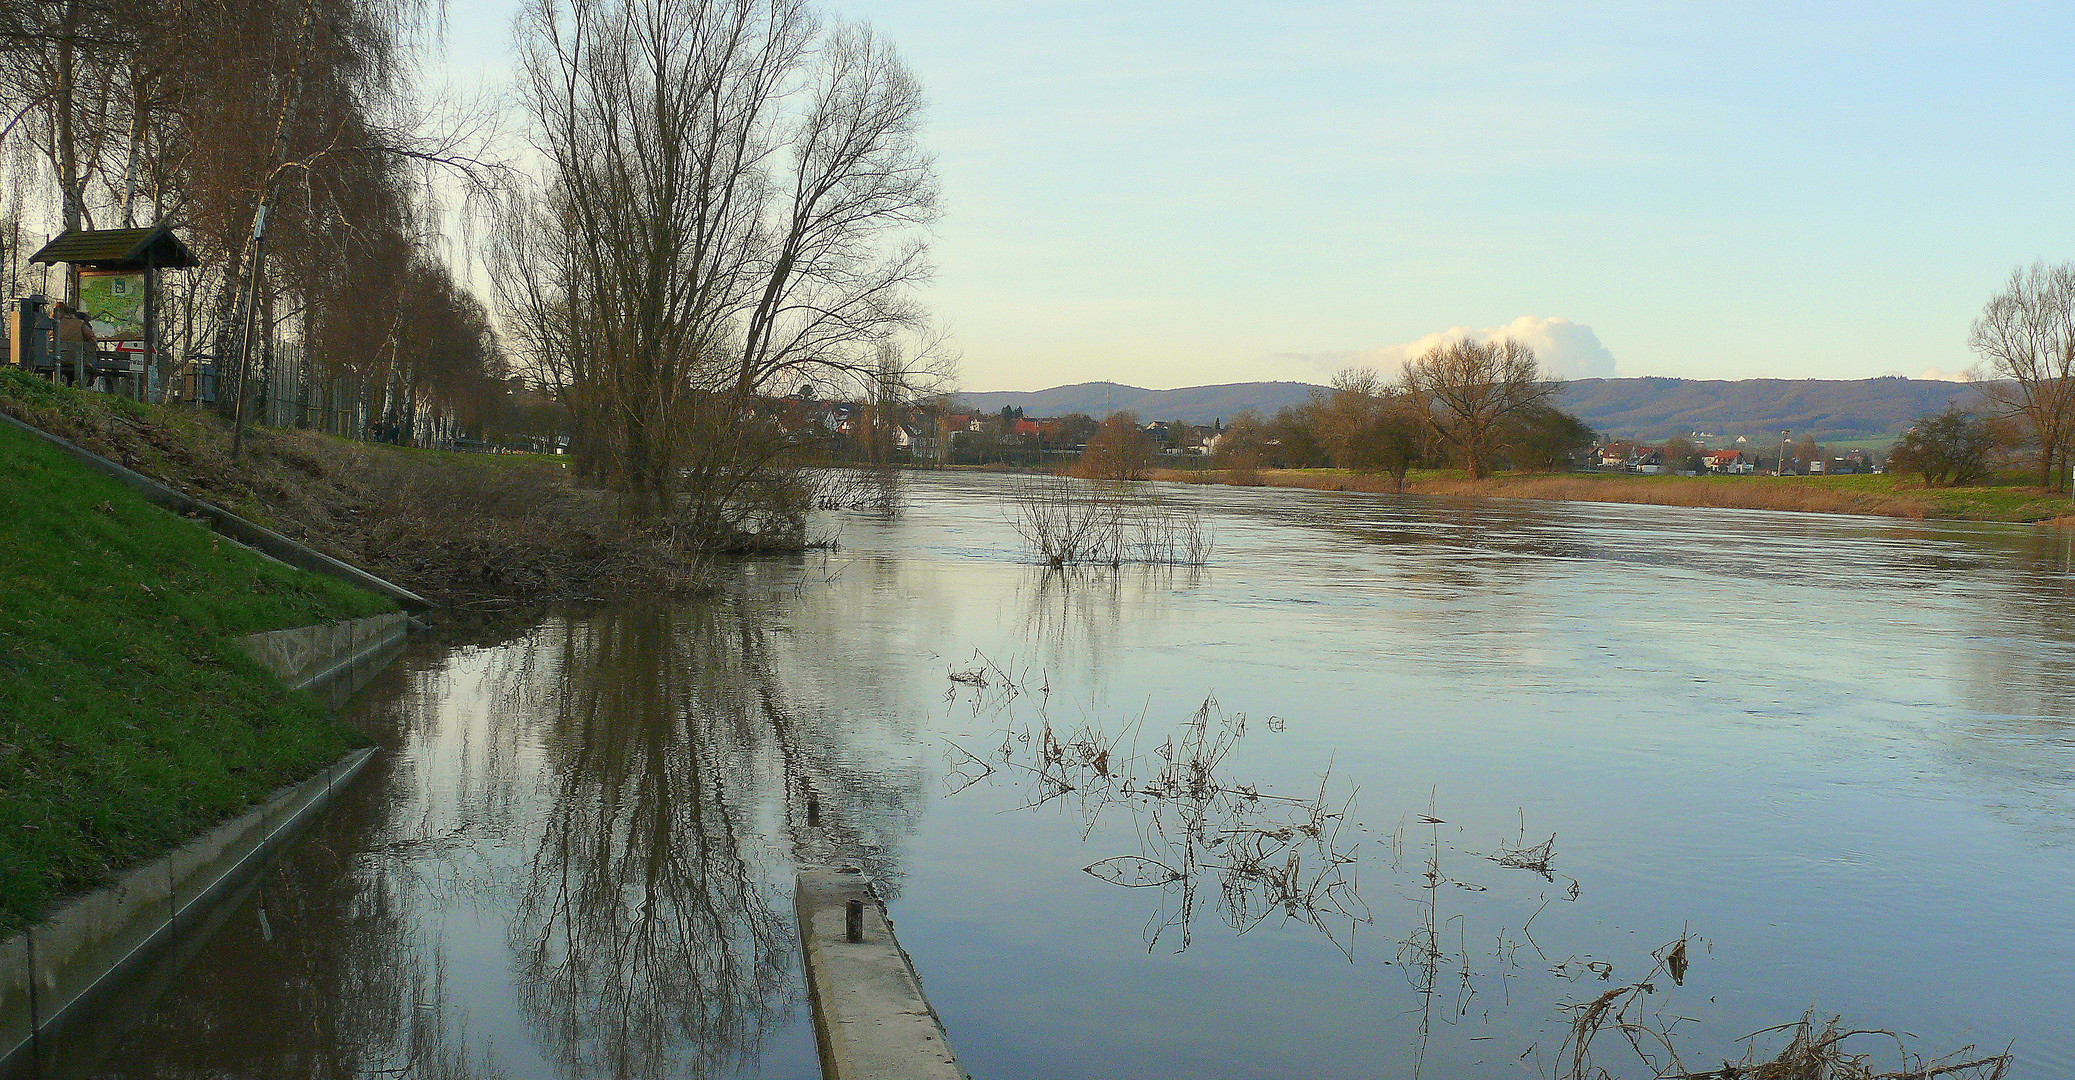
[72,744,513,1080]
[78,597,928,1080]
[494,599,927,1079]
[502,607,794,1079]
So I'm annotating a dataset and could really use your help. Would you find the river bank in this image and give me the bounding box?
[1147,464,2075,523]
[0,371,709,608]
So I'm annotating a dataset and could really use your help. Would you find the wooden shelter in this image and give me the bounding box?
[23,224,196,395]
[28,224,197,273]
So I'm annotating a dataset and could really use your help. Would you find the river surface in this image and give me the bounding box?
[76,472,2075,1078]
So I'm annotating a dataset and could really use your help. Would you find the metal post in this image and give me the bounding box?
[143,246,157,404]
[230,205,268,459]
[845,899,864,943]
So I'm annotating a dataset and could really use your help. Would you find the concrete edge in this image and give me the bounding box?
[0,746,378,1075]
[795,866,966,1080]
[0,410,434,610]
[238,611,411,693]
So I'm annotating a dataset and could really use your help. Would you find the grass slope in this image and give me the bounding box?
[0,415,393,932]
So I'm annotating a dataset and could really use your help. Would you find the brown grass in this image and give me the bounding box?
[1147,467,2066,522]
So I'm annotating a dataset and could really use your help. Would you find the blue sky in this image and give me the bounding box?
[438,1,2075,390]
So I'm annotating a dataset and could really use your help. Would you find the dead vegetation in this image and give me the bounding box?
[941,663,1365,955]
[1007,477,1213,567]
[814,466,905,514]
[1557,934,2012,1080]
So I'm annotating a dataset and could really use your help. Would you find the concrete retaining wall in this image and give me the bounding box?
[238,611,409,693]
[0,747,377,1077]
[795,866,966,1080]
[0,411,433,610]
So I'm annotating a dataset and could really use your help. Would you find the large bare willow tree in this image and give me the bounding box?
[1400,337,1554,479]
[501,0,940,538]
[1970,262,2075,492]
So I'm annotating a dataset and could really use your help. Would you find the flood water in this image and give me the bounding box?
[75,472,2075,1078]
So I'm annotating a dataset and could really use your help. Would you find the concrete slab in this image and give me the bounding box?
[238,612,408,692]
[795,866,966,1080]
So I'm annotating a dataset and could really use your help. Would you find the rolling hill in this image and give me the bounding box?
[956,377,1988,442]
[955,381,1321,427]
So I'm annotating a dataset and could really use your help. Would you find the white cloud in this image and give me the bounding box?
[1293,316,1619,382]
[1916,367,1974,382]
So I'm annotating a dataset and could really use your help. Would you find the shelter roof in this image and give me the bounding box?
[29,225,198,270]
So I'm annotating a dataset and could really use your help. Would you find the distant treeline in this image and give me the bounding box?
[960,376,1986,442]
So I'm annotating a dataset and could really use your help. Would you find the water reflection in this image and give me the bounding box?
[81,745,509,1080]
[502,610,794,1079]
[944,684,1368,956]
[81,598,935,1079]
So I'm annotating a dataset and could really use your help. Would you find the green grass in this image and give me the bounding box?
[1508,469,2074,521]
[0,416,394,932]
[1802,471,2072,521]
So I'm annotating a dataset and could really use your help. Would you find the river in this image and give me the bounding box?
[74,472,2075,1078]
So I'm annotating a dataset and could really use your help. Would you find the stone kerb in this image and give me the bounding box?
[795,865,966,1080]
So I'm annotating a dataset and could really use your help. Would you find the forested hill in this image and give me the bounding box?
[957,376,1987,441]
[1555,377,1985,441]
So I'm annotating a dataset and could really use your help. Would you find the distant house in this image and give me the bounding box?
[1825,450,1874,475]
[1597,440,1644,469]
[1704,450,1755,474]
[1011,418,1061,441]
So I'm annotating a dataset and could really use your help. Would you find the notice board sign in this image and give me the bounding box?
[80,270,145,341]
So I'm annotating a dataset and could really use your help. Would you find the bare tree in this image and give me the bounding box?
[1073,411,1154,480]
[1315,366,1425,489]
[1890,406,1997,487]
[1399,337,1554,479]
[1969,261,2075,491]
[502,0,941,540]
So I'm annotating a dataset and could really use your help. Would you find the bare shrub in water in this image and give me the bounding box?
[815,465,905,514]
[1558,934,2013,1080]
[1008,478,1212,567]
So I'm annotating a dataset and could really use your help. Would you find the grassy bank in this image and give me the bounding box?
[1149,466,2074,523]
[0,416,395,932]
[0,370,706,607]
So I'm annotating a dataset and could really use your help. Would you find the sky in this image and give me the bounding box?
[435,1,2075,391]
